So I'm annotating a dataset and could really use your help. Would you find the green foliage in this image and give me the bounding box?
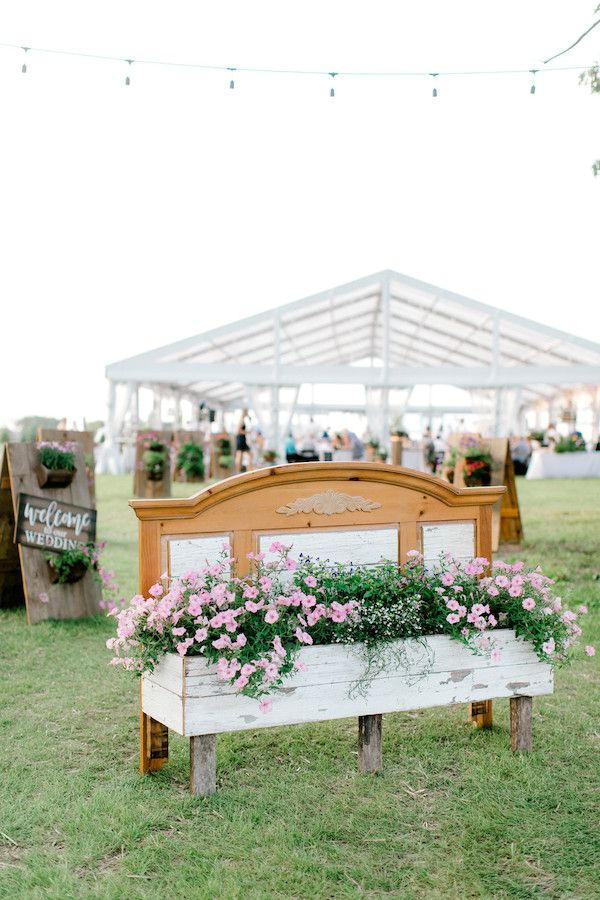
[176,441,205,480]
[142,441,168,480]
[555,437,587,453]
[37,442,77,471]
[46,544,95,583]
[262,449,278,463]
[218,454,233,469]
[0,426,11,443]
[528,430,545,443]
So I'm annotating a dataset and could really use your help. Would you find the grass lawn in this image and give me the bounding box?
[1,475,599,899]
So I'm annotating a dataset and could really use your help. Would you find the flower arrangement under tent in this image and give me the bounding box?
[108,545,594,712]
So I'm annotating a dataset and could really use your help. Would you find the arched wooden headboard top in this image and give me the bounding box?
[130,463,505,593]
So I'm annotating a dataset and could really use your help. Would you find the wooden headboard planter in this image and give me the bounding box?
[130,462,552,796]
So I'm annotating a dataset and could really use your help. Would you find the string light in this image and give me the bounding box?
[0,40,592,93]
[125,59,133,86]
[530,68,538,94]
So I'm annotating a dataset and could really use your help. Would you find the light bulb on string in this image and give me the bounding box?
[21,46,29,74]
[430,73,439,97]
[125,59,133,86]
[329,72,337,97]
[228,67,236,89]
[530,69,538,94]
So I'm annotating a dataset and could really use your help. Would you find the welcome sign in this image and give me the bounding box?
[15,492,97,553]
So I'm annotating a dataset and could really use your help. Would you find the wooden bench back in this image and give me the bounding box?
[130,463,505,594]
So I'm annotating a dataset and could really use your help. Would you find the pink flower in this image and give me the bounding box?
[195,627,208,643]
[259,576,273,592]
[508,584,523,598]
[245,599,265,613]
[273,635,286,658]
[488,615,497,627]
[542,638,555,654]
[561,610,577,623]
[511,561,524,572]
[551,598,562,612]
[269,541,285,553]
[304,575,317,588]
[176,638,194,656]
[585,645,596,657]
[284,558,297,571]
[148,582,164,597]
[406,549,421,558]
[578,605,588,615]
[446,598,460,611]
[495,576,510,588]
[490,648,502,663]
[264,608,279,625]
[259,697,273,714]
[38,592,49,604]
[243,585,259,599]
[234,674,249,689]
[172,626,186,636]
[241,663,256,676]
[487,585,499,597]
[441,572,455,586]
[294,627,313,645]
[446,613,460,625]
[522,597,536,611]
[295,660,308,672]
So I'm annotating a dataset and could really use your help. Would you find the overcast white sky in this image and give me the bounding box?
[1,1,599,424]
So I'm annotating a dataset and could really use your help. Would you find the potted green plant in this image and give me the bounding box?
[143,440,169,481]
[176,441,205,481]
[555,436,586,453]
[262,449,278,464]
[35,441,77,488]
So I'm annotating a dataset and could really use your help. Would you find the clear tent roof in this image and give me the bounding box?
[106,270,600,408]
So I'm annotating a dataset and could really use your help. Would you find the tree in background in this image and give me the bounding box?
[17,416,60,442]
[544,5,600,175]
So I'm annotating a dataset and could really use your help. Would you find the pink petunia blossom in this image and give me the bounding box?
[542,638,555,654]
[490,648,502,663]
[441,572,455,586]
[259,698,273,714]
[284,558,297,571]
[578,605,588,615]
[38,592,49,604]
[273,635,286,658]
[304,575,317,588]
[148,583,164,598]
[446,613,460,625]
[522,597,536,611]
[264,608,279,625]
[585,645,596,657]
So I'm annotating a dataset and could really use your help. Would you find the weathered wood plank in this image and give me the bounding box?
[510,695,533,751]
[259,527,398,566]
[358,714,382,773]
[421,521,475,569]
[190,734,217,796]
[167,534,231,578]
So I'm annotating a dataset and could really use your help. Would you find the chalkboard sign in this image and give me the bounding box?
[16,492,97,553]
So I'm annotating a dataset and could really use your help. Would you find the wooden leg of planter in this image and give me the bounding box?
[469,700,493,729]
[190,735,217,796]
[358,714,382,774]
[510,696,533,752]
[139,684,169,774]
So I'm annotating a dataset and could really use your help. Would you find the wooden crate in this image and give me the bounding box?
[142,630,552,738]
[37,429,96,503]
[133,430,172,499]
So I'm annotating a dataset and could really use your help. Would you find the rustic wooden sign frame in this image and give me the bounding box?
[133,430,173,499]
[445,435,523,549]
[37,429,96,503]
[0,443,102,623]
[130,462,529,794]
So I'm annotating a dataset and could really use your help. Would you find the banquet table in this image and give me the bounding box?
[526,450,600,479]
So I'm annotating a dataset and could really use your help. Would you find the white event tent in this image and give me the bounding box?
[104,270,600,464]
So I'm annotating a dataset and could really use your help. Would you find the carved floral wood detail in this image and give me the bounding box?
[276,489,381,517]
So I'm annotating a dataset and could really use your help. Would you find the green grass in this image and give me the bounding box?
[1,476,599,899]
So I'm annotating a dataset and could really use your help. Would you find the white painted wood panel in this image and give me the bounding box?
[141,631,553,737]
[168,534,230,578]
[421,521,475,570]
[259,528,398,567]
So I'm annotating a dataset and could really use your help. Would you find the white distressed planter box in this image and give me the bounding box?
[142,629,553,738]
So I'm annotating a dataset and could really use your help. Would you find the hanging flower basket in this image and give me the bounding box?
[463,459,492,487]
[35,463,77,489]
[47,558,88,584]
